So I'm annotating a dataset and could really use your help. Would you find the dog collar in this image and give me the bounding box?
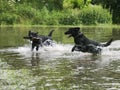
[75,32,83,38]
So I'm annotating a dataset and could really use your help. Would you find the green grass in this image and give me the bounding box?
[1,24,120,29]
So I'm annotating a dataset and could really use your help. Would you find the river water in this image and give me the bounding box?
[0,26,120,90]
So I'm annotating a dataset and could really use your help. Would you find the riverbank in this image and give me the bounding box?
[0,24,120,28]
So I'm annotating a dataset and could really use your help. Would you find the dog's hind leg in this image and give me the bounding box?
[72,45,87,52]
[87,44,102,54]
[36,45,39,51]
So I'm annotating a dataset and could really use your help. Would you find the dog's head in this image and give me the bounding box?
[28,31,38,38]
[24,30,38,40]
[64,27,81,38]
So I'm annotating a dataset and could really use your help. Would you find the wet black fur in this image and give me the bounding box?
[24,30,54,51]
[64,27,113,54]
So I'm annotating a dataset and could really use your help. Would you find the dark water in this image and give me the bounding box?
[0,26,120,90]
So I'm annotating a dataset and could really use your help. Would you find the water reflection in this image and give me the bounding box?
[0,27,120,90]
[112,28,120,40]
[31,52,40,66]
[1,26,120,48]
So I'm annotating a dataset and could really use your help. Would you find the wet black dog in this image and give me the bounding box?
[64,27,113,54]
[24,30,54,51]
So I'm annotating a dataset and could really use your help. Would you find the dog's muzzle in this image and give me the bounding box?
[64,32,72,38]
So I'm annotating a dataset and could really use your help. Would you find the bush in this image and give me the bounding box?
[45,10,60,25]
[16,4,36,19]
[58,9,81,25]
[0,2,112,25]
[78,5,112,25]
[59,14,79,25]
[63,0,86,9]
[32,7,59,25]
[0,13,19,25]
[32,7,57,25]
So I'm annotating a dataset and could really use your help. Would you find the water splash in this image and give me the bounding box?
[11,43,92,60]
[0,40,120,66]
[97,40,120,67]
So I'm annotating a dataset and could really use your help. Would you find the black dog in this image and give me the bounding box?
[64,27,113,54]
[24,30,54,51]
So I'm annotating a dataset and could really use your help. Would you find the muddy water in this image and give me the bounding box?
[0,26,120,90]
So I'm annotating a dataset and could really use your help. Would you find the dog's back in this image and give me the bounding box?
[24,30,55,51]
[71,31,101,46]
[65,27,113,54]
[38,30,54,42]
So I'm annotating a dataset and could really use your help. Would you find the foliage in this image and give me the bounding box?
[63,0,92,9]
[15,0,64,10]
[58,9,81,25]
[63,0,85,9]
[91,0,120,24]
[78,5,112,25]
[0,13,19,25]
[0,0,113,25]
[0,0,16,14]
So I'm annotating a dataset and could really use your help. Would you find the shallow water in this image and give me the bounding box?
[0,27,120,90]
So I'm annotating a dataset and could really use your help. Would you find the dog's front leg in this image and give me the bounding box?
[39,39,43,47]
[32,43,35,51]
[71,45,76,52]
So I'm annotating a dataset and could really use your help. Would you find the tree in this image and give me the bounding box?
[63,0,91,9]
[91,0,120,24]
[15,0,63,10]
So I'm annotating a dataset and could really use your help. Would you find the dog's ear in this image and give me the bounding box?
[74,27,80,33]
[75,27,80,31]
[28,31,31,36]
[29,30,31,33]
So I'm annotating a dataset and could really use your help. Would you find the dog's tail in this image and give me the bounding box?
[48,30,54,37]
[103,38,113,47]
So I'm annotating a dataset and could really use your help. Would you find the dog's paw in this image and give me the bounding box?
[71,46,76,52]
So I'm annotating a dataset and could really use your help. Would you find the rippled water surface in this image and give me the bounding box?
[0,26,120,90]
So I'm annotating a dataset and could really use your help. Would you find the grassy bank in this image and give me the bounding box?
[1,24,120,29]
